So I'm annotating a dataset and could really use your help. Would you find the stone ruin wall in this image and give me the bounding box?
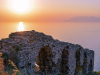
[0,30,94,75]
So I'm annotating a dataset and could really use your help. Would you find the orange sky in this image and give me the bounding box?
[0,0,100,22]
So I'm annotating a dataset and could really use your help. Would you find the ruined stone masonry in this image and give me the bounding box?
[0,30,94,75]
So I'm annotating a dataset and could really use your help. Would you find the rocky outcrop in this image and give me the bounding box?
[0,30,94,75]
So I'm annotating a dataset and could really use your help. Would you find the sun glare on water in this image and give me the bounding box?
[18,22,24,31]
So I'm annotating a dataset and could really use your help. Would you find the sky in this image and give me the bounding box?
[0,0,100,22]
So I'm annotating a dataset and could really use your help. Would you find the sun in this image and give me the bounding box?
[11,0,31,13]
[18,22,24,31]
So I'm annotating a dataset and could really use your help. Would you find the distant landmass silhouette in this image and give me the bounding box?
[64,16,100,22]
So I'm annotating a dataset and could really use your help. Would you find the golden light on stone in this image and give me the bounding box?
[18,22,24,31]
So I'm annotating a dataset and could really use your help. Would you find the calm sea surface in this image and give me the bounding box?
[0,22,100,71]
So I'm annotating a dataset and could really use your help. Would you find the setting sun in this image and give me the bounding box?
[11,0,31,13]
[18,22,24,31]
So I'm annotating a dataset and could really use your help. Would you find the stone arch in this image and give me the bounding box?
[88,59,93,74]
[61,46,69,74]
[36,45,53,74]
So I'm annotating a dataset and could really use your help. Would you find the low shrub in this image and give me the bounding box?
[1,53,15,74]
[93,71,100,75]
[5,38,10,40]
[14,46,23,53]
[1,53,8,59]
[74,66,84,75]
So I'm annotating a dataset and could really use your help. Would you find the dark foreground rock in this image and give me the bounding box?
[0,30,94,75]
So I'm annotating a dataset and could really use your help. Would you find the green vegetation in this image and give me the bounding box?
[1,53,15,75]
[86,71,100,75]
[16,72,20,75]
[74,66,84,75]
[1,53,8,59]
[92,71,100,75]
[42,44,44,46]
[94,71,100,74]
[12,56,18,66]
[4,61,15,74]
[16,71,22,75]
[52,45,55,47]
[37,36,42,39]
[14,46,23,53]
[5,38,10,40]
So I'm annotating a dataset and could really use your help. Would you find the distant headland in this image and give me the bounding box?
[64,16,100,22]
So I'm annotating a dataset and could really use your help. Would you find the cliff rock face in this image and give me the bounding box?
[0,30,94,75]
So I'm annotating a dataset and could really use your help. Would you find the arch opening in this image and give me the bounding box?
[83,52,88,74]
[61,47,69,74]
[74,49,81,75]
[36,46,53,74]
[76,50,80,67]
[88,59,93,74]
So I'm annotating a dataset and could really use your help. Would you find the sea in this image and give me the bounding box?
[0,22,100,71]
